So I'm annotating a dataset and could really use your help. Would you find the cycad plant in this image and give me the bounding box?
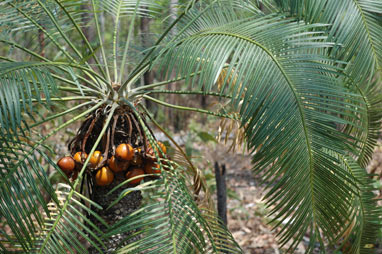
[0,0,381,253]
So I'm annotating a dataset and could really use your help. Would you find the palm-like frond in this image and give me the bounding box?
[106,171,241,253]
[0,0,111,81]
[153,4,373,251]
[36,183,108,254]
[0,62,58,135]
[99,0,159,17]
[0,134,58,252]
[0,0,84,54]
[1,95,239,253]
[268,0,382,84]
[350,76,382,168]
[1,0,381,253]
[0,59,107,138]
[259,0,382,178]
[0,100,105,253]
[331,152,382,254]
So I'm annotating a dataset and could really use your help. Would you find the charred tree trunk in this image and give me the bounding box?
[214,162,227,226]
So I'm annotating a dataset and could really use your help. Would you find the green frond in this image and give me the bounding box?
[346,75,382,168]
[0,62,57,135]
[154,7,370,251]
[269,0,382,83]
[99,0,160,18]
[0,61,103,136]
[35,183,107,254]
[0,0,111,81]
[0,101,105,253]
[336,154,382,254]
[0,1,84,58]
[0,0,380,253]
[0,135,58,252]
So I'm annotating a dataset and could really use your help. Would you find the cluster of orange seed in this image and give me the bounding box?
[57,142,167,186]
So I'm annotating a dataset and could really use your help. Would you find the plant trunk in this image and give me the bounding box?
[87,173,142,253]
[214,162,227,226]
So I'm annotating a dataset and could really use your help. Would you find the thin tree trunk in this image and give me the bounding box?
[81,1,95,65]
[140,9,156,115]
[214,162,227,226]
[167,0,182,131]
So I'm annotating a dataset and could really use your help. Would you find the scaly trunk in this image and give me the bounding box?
[88,174,142,253]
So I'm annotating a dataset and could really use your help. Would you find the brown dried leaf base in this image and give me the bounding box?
[68,105,156,172]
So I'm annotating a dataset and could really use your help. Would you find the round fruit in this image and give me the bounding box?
[108,156,129,173]
[89,151,103,168]
[116,143,134,161]
[147,142,167,157]
[157,142,167,154]
[57,156,76,173]
[125,168,144,185]
[95,167,114,186]
[144,161,161,174]
[73,151,88,164]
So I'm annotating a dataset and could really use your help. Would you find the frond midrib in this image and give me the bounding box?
[353,81,371,166]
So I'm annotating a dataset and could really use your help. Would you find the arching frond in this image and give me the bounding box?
[154,6,370,251]
[256,0,382,170]
[0,0,111,81]
[267,0,382,83]
[0,1,85,57]
[348,76,382,168]
[106,171,241,253]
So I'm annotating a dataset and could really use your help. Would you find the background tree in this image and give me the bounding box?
[0,0,381,253]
